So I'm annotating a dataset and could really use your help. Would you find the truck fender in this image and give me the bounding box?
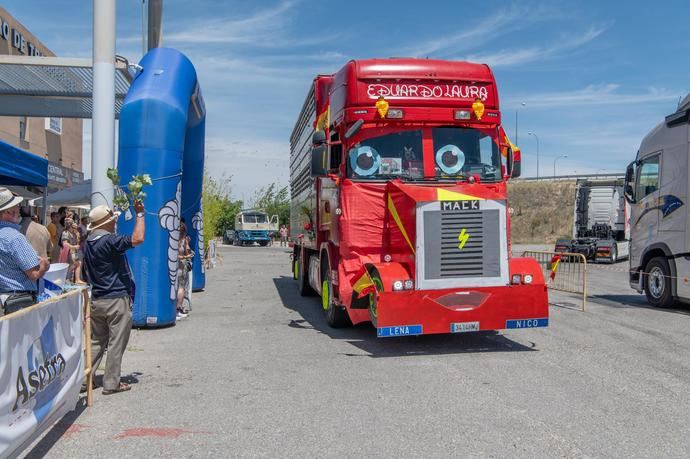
[319,241,339,288]
[639,243,677,297]
[365,262,412,293]
[349,262,411,309]
[509,257,546,286]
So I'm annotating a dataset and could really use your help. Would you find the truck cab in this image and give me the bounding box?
[290,58,549,336]
[233,210,279,247]
[626,94,690,307]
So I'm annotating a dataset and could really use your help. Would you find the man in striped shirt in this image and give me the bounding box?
[0,187,50,315]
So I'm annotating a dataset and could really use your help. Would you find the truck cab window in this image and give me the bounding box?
[636,156,659,199]
[432,127,500,181]
[346,129,423,179]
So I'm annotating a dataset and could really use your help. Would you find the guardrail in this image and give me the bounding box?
[522,250,587,311]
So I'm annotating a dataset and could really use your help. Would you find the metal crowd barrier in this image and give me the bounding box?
[521,250,587,311]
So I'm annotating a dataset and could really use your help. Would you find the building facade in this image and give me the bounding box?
[0,6,83,189]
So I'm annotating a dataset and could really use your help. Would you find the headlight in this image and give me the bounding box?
[523,274,533,284]
[511,274,522,285]
[392,280,404,291]
[403,279,414,290]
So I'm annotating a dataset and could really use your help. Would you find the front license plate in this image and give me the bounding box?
[451,321,480,333]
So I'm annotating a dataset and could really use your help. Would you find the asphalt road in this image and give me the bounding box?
[23,244,689,458]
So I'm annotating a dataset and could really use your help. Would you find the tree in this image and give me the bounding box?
[251,182,290,226]
[202,174,243,247]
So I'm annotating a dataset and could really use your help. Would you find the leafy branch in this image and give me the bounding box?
[107,168,153,211]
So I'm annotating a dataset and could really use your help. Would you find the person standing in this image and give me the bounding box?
[60,217,85,284]
[0,188,50,315]
[19,206,52,259]
[82,201,145,394]
[279,225,289,247]
[47,212,60,261]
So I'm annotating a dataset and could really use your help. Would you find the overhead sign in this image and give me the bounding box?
[47,162,83,188]
[367,83,489,101]
[0,15,44,56]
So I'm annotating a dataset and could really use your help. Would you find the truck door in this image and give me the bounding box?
[632,154,661,252]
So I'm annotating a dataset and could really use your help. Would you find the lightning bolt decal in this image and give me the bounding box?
[458,228,469,250]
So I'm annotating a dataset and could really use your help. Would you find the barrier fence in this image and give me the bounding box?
[0,288,91,457]
[522,250,588,311]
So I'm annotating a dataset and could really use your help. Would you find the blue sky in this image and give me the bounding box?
[5,0,690,200]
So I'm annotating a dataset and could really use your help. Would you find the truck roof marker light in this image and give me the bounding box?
[472,99,485,120]
[376,96,389,118]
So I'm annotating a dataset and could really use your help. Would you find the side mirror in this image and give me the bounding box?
[312,130,326,145]
[311,144,328,177]
[506,147,521,178]
[624,161,636,203]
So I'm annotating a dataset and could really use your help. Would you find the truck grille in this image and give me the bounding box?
[422,207,501,280]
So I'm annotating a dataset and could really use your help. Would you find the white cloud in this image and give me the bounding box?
[506,84,679,108]
[405,3,541,57]
[163,0,329,48]
[463,25,608,68]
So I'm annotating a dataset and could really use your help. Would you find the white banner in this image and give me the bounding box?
[0,290,84,459]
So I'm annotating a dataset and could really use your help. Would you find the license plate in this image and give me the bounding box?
[451,321,480,333]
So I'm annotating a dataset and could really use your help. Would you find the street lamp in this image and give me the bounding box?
[515,102,526,145]
[528,131,539,179]
[553,154,568,177]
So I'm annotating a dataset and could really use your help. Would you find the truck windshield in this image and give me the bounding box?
[347,129,424,180]
[243,213,268,223]
[433,127,501,182]
[346,127,501,181]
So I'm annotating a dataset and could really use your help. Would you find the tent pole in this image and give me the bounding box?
[42,187,48,224]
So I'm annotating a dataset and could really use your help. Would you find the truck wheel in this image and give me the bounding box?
[259,241,269,247]
[368,275,383,328]
[644,257,674,307]
[321,275,351,328]
[297,252,315,296]
[610,246,618,264]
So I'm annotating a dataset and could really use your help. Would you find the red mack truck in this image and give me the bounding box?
[289,58,548,338]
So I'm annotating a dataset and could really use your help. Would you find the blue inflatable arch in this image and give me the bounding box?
[117,47,206,327]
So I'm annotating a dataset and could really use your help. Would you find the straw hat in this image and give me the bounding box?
[0,187,23,212]
[87,205,121,231]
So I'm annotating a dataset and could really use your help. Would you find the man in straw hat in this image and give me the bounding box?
[0,187,50,315]
[82,200,145,395]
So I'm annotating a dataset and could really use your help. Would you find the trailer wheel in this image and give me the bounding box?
[368,275,383,328]
[321,274,351,328]
[644,257,674,307]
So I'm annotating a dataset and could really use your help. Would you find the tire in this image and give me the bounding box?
[368,275,383,328]
[644,257,674,307]
[259,241,269,247]
[297,251,315,296]
[610,245,618,264]
[321,268,351,328]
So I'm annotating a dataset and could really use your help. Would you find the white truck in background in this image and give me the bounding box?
[625,94,690,307]
[555,178,630,264]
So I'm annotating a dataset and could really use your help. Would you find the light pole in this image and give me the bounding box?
[515,102,526,145]
[528,131,539,179]
[553,154,568,177]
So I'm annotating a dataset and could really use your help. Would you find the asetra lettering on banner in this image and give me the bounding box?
[0,290,84,459]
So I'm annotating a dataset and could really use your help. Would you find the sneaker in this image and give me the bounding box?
[176,312,188,320]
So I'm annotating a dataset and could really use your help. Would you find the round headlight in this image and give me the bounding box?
[403,279,414,290]
[392,280,404,291]
[524,274,534,284]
